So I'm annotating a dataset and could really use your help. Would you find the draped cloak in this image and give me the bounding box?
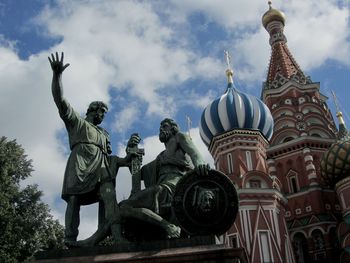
[58,100,114,204]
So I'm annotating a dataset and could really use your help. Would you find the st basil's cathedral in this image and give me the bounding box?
[199,2,350,262]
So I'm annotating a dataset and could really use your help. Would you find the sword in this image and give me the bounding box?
[126,134,144,195]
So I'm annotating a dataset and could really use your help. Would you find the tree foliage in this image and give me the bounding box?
[0,136,65,262]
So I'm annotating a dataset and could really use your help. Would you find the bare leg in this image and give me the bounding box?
[120,206,180,239]
[65,196,80,242]
[63,196,81,248]
[75,181,128,247]
[100,181,128,244]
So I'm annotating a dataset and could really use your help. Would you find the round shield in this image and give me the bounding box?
[172,169,238,236]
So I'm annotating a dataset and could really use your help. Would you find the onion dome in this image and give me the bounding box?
[199,53,274,147]
[321,140,350,187]
[321,111,350,187]
[262,1,285,28]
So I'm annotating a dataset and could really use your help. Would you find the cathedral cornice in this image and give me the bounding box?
[267,136,335,158]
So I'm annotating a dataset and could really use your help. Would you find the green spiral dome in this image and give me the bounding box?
[321,140,350,187]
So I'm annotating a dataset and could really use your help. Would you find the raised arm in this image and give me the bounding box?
[48,52,70,111]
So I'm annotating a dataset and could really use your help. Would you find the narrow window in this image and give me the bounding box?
[290,176,298,193]
[260,232,272,262]
[246,151,253,171]
[227,153,233,174]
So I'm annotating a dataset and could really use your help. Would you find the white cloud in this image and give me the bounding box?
[112,104,140,134]
[169,0,266,29]
[35,0,222,116]
[284,0,350,69]
[168,0,350,85]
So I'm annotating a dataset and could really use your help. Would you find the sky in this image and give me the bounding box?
[1,0,350,239]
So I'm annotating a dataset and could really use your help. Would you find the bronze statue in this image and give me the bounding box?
[49,52,237,247]
[48,52,138,246]
[120,118,210,239]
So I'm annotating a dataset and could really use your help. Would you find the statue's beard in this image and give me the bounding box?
[159,130,171,143]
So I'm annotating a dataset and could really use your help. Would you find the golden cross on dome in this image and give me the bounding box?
[331,90,340,113]
[186,115,192,139]
[224,50,232,70]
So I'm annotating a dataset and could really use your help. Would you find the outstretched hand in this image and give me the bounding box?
[48,52,70,75]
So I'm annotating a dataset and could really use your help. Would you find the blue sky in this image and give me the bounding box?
[1,0,350,238]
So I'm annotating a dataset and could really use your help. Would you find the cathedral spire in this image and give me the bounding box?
[262,1,310,90]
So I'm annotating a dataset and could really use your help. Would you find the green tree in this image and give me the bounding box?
[0,136,65,262]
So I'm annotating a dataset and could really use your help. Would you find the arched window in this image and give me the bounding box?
[249,179,261,188]
[293,233,309,263]
[227,153,233,174]
[287,170,299,194]
[311,229,326,260]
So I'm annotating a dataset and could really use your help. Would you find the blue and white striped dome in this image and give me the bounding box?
[199,83,274,147]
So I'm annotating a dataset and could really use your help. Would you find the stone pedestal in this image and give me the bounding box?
[33,236,248,263]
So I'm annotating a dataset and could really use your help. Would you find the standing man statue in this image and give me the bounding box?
[49,52,136,247]
[120,118,210,239]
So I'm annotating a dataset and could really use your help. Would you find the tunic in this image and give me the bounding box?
[58,99,112,204]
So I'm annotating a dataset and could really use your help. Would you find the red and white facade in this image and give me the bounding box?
[204,4,345,263]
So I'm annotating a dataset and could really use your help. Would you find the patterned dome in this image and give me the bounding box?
[199,82,274,147]
[321,137,350,187]
[262,1,285,28]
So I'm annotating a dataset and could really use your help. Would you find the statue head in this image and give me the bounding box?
[86,101,108,125]
[197,189,216,213]
[159,118,179,143]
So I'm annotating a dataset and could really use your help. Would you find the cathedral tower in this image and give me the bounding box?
[261,2,341,261]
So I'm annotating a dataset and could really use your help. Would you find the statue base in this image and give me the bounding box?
[33,236,248,263]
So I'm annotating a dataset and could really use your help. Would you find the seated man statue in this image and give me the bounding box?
[120,118,210,239]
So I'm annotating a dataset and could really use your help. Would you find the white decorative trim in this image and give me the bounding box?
[306,163,315,171]
[303,148,311,154]
[308,172,317,179]
[304,155,313,162]
[273,210,281,246]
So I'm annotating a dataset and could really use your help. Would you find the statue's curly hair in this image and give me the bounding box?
[86,101,108,115]
[160,118,179,135]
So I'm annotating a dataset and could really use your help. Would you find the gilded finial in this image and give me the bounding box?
[262,0,285,28]
[331,90,350,140]
[224,50,233,84]
[332,90,345,124]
